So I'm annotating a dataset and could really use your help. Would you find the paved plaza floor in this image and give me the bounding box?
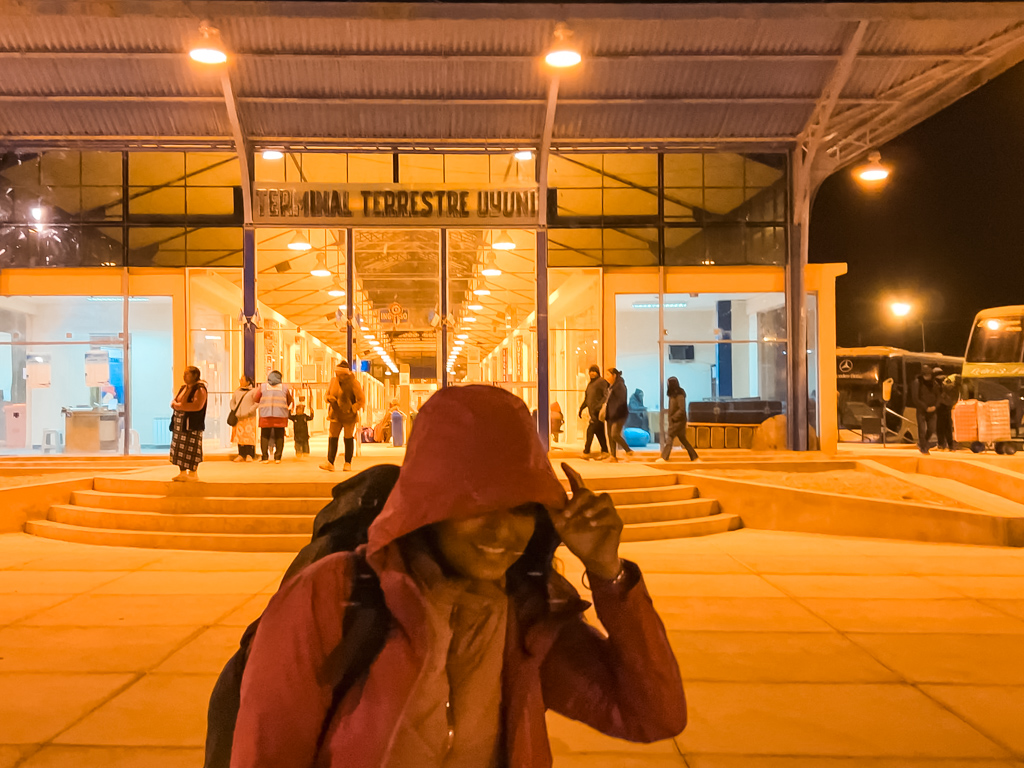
[2,526,1024,767]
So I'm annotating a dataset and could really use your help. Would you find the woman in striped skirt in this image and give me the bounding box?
[170,366,208,482]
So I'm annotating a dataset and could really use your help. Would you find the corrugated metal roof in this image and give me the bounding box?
[0,2,1022,149]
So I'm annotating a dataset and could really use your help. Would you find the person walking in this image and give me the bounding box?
[169,366,207,481]
[253,370,293,464]
[229,375,259,462]
[321,361,365,472]
[578,364,609,458]
[230,386,687,768]
[290,399,314,458]
[550,401,564,444]
[911,366,942,455]
[658,377,699,462]
[604,367,632,462]
[936,370,959,451]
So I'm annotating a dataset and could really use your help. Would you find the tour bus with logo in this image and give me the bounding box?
[837,347,963,443]
[961,306,1024,443]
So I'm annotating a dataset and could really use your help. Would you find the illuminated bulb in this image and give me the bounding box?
[491,230,515,251]
[189,22,228,65]
[457,334,469,340]
[288,231,312,251]
[986,319,1002,331]
[262,149,284,161]
[30,206,43,221]
[514,150,534,161]
[310,254,331,277]
[856,151,890,183]
[464,317,477,323]
[473,288,491,296]
[327,276,345,297]
[468,304,484,311]
[545,23,582,68]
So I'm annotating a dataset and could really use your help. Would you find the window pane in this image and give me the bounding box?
[129,152,185,186]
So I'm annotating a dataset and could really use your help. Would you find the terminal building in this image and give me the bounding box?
[1,1,1022,457]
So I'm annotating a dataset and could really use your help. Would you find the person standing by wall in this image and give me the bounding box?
[604,367,632,463]
[321,361,365,472]
[229,375,258,463]
[253,370,293,464]
[911,366,941,455]
[658,377,699,462]
[169,366,207,481]
[579,364,609,458]
[936,370,959,451]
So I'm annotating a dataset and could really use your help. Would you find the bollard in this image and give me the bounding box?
[391,410,405,448]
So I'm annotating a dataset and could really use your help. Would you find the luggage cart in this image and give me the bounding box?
[955,399,1022,455]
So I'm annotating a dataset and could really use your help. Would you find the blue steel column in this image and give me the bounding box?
[242,226,256,382]
[537,231,550,450]
[440,230,448,387]
[346,229,354,364]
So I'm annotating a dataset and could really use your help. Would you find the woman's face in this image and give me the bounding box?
[238,376,248,388]
[432,506,537,582]
[184,370,198,385]
[604,370,615,385]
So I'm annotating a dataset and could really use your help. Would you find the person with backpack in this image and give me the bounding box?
[252,370,293,464]
[321,360,365,472]
[604,367,632,462]
[578,363,609,458]
[227,385,686,768]
[658,376,699,462]
[229,375,258,463]
[169,365,207,481]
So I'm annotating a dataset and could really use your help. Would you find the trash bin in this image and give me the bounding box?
[4,404,26,448]
[391,410,405,448]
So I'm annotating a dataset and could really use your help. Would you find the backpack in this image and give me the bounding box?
[203,464,401,768]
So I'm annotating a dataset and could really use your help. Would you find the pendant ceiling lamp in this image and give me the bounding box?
[310,254,331,277]
[288,231,312,251]
[855,151,891,184]
[328,275,345,297]
[491,230,515,251]
[482,252,502,277]
[545,23,582,68]
[189,22,228,65]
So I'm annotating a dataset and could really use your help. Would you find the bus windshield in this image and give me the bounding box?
[966,315,1024,364]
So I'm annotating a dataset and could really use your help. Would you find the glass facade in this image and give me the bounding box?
[0,146,818,454]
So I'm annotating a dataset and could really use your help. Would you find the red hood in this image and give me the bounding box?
[367,385,567,564]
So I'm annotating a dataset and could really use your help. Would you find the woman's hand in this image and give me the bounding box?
[550,463,623,581]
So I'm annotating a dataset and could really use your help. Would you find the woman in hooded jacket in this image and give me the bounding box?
[231,385,686,768]
[659,377,699,462]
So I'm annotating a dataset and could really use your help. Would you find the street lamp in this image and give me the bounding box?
[889,300,926,352]
[855,151,891,186]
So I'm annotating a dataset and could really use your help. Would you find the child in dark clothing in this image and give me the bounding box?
[289,402,314,457]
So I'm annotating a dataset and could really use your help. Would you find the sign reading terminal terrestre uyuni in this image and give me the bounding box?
[254,183,539,227]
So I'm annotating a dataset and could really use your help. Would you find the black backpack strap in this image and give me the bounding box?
[316,555,390,751]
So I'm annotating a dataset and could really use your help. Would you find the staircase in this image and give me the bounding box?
[26,471,738,551]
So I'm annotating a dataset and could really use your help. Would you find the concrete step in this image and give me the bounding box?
[606,485,698,505]
[71,490,327,515]
[24,520,308,552]
[617,498,719,525]
[621,513,742,542]
[49,505,316,535]
[93,476,341,498]
[570,473,681,492]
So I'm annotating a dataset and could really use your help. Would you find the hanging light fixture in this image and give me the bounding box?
[310,253,331,277]
[514,150,534,161]
[468,303,484,311]
[855,151,891,184]
[473,288,491,296]
[288,231,312,251]
[545,23,582,68]
[482,252,502,277]
[328,275,345,297]
[189,22,228,65]
[491,230,515,250]
[262,149,284,161]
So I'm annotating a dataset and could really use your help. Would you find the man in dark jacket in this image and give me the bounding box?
[936,371,959,451]
[579,364,609,457]
[912,366,942,454]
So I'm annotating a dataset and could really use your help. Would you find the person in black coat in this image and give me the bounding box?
[911,367,942,454]
[659,377,699,462]
[578,364,610,457]
[603,367,632,462]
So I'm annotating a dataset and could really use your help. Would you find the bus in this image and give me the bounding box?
[961,306,1024,441]
[837,347,963,443]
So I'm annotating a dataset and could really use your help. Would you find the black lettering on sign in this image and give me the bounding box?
[459,191,469,217]
[421,191,434,216]
[409,191,420,216]
[489,192,502,217]
[372,192,384,215]
[361,191,373,216]
[446,191,459,217]
[269,189,280,216]
[383,191,396,216]
[396,191,409,217]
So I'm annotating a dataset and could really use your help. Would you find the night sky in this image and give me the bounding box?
[810,59,1024,358]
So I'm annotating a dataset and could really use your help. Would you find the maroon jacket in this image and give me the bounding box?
[231,386,686,768]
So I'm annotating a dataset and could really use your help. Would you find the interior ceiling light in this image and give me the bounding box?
[545,23,582,68]
[473,288,491,296]
[463,317,478,323]
[457,333,469,340]
[29,206,43,221]
[310,253,331,277]
[482,253,502,277]
[327,275,345,297]
[288,231,312,251]
[261,149,284,160]
[468,304,484,311]
[856,151,890,183]
[189,22,228,65]
[491,230,515,251]
[514,150,534,161]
